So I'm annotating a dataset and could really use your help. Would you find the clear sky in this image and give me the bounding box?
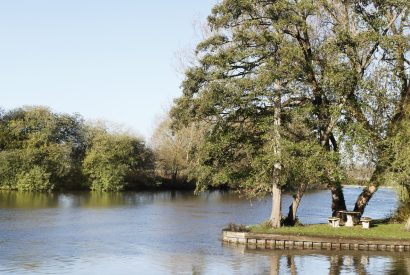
[0,0,218,140]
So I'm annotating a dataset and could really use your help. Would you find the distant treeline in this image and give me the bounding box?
[0,106,186,192]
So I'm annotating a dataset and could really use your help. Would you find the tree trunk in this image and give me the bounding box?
[284,187,304,226]
[405,216,410,230]
[330,184,347,218]
[270,183,282,228]
[269,86,282,228]
[353,184,378,216]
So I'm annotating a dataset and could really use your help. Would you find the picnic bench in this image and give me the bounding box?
[328,217,340,228]
[360,217,372,229]
[338,210,361,227]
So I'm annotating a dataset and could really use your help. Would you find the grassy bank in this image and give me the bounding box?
[249,221,410,241]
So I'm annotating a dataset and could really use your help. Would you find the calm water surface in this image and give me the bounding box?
[0,186,405,274]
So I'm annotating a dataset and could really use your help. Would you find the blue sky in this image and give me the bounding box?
[0,0,217,139]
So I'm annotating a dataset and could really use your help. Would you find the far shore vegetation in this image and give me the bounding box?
[0,106,199,193]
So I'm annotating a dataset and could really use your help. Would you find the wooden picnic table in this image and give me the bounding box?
[338,210,361,227]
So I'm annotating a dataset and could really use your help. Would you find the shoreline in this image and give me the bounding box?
[222,230,410,252]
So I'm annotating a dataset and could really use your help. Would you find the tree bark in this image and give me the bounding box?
[405,216,410,231]
[330,184,347,218]
[353,184,378,216]
[284,186,304,226]
[270,183,282,228]
[269,86,282,228]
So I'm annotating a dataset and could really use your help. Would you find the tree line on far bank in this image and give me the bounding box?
[0,106,155,192]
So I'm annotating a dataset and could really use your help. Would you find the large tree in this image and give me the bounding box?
[171,0,354,227]
[350,1,410,215]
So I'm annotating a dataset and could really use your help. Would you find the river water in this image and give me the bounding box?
[0,186,406,274]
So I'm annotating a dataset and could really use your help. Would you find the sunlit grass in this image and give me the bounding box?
[250,221,410,240]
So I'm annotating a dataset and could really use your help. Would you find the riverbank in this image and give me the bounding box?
[222,221,410,252]
[250,221,410,240]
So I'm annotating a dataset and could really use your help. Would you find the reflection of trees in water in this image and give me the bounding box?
[270,254,279,275]
[287,255,297,275]
[0,191,59,209]
[226,244,410,275]
[0,191,160,209]
[330,255,368,275]
[329,255,343,275]
[387,256,410,275]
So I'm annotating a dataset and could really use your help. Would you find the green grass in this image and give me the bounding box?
[250,221,410,241]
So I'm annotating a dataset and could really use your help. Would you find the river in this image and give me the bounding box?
[0,186,405,274]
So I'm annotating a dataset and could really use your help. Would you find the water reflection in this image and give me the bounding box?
[0,188,403,274]
[0,191,59,209]
[226,243,410,274]
[0,191,159,209]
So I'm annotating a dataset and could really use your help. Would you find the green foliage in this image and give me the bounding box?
[16,166,53,191]
[0,106,86,191]
[82,126,154,191]
[389,202,410,224]
[382,107,410,196]
[0,106,154,192]
[282,140,343,192]
[151,116,207,185]
[0,150,23,189]
[171,0,354,198]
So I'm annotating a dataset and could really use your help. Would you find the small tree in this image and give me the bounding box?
[0,106,87,191]
[82,125,154,191]
[151,116,206,185]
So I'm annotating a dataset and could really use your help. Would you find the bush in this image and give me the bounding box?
[83,128,154,191]
[16,166,53,191]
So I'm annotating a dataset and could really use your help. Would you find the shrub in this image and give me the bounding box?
[16,166,53,191]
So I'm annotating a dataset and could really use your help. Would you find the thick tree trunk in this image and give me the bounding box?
[284,187,304,226]
[353,184,378,216]
[269,86,282,228]
[353,162,382,216]
[330,184,347,218]
[270,183,282,228]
